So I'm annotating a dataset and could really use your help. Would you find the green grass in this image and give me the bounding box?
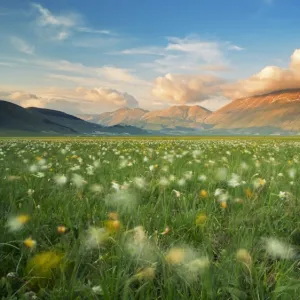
[1,138,300,299]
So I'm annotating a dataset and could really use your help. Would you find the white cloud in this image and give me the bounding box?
[32,3,112,41]
[76,87,139,108]
[222,49,300,99]
[228,45,244,51]
[10,37,35,55]
[120,35,234,74]
[1,86,139,114]
[152,73,224,105]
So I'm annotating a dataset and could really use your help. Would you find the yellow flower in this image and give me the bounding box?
[245,188,253,198]
[36,156,42,161]
[200,190,208,198]
[24,237,36,249]
[134,267,156,281]
[195,213,207,225]
[17,214,30,224]
[104,220,121,233]
[236,248,252,266]
[108,212,119,221]
[220,201,227,209]
[27,251,63,277]
[57,226,67,234]
[7,214,30,232]
[166,248,185,264]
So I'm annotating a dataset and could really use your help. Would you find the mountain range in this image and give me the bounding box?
[1,88,300,136]
[0,100,148,136]
[78,88,300,135]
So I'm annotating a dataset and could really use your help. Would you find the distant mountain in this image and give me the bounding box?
[79,105,212,130]
[79,107,149,126]
[0,100,148,136]
[206,89,300,133]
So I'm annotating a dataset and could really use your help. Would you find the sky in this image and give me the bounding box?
[1,0,300,114]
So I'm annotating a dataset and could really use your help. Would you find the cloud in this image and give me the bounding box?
[227,45,244,51]
[76,87,139,108]
[222,49,300,99]
[0,91,42,107]
[32,3,112,41]
[152,73,224,105]
[10,37,35,55]
[120,35,234,74]
[1,86,139,114]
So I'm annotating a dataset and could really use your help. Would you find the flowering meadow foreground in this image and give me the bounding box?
[1,138,300,299]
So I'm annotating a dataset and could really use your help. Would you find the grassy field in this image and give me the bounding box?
[1,137,300,299]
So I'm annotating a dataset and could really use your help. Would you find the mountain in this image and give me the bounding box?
[79,107,148,126]
[206,89,300,133]
[0,100,148,136]
[79,105,212,131]
[0,101,76,134]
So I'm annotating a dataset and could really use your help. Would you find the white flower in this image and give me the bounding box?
[34,172,45,178]
[279,191,288,200]
[228,173,241,187]
[288,168,296,179]
[173,190,181,197]
[111,181,120,191]
[133,177,146,189]
[54,174,68,186]
[71,174,87,188]
[264,238,296,259]
[198,175,207,182]
[29,164,38,173]
[92,285,103,295]
[149,165,154,171]
[90,184,103,193]
[27,189,35,196]
[215,168,228,181]
[177,178,186,186]
[159,177,169,186]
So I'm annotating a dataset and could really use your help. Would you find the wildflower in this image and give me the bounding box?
[264,238,296,259]
[215,168,228,181]
[133,177,146,189]
[90,184,103,193]
[279,191,288,200]
[7,214,30,231]
[57,226,67,234]
[166,248,186,264]
[27,189,35,196]
[108,212,119,220]
[26,251,63,277]
[24,237,36,249]
[54,174,68,186]
[198,175,207,182]
[220,201,227,209]
[71,174,87,188]
[245,188,253,198]
[133,267,156,281]
[236,249,252,266]
[161,226,170,235]
[228,173,241,187]
[84,227,109,249]
[92,285,104,295]
[159,177,169,186]
[173,189,181,197]
[104,220,121,233]
[177,178,186,186]
[195,213,207,225]
[200,190,208,198]
[111,181,120,191]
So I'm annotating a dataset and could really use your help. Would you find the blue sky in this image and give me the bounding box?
[0,0,300,113]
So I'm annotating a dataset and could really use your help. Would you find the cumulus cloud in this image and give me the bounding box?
[0,86,139,114]
[10,37,35,55]
[223,49,300,99]
[76,87,139,108]
[152,73,224,104]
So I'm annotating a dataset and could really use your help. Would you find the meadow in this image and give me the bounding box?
[1,137,300,299]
